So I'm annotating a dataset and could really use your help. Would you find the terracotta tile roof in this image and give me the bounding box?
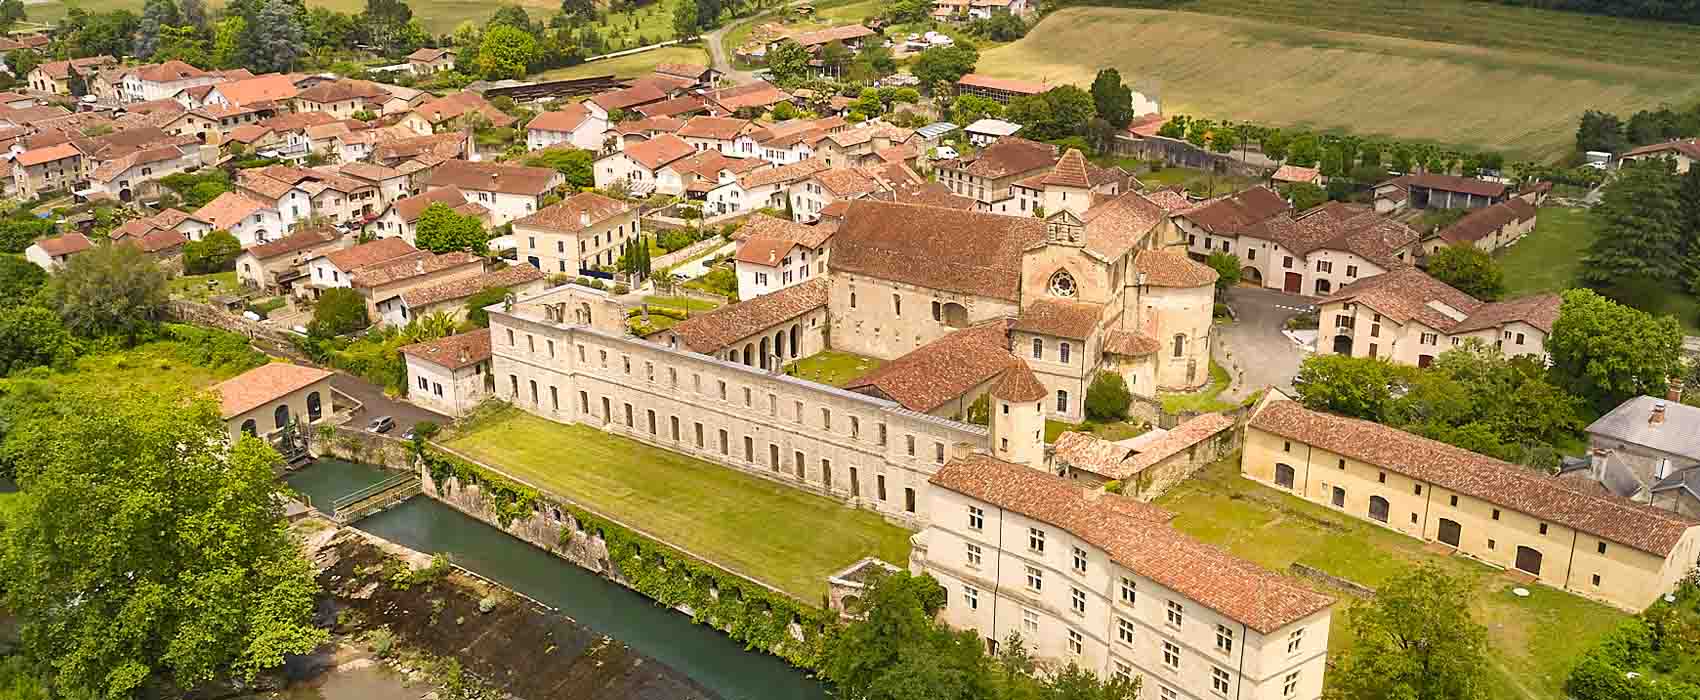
[733,236,799,266]
[91,144,184,183]
[879,180,976,210]
[668,276,829,353]
[296,80,389,104]
[1252,398,1700,556]
[260,110,341,133]
[813,167,882,197]
[1040,148,1091,188]
[1057,413,1235,481]
[402,263,543,308]
[372,132,467,162]
[1401,173,1507,198]
[1179,185,1289,234]
[1102,328,1160,356]
[1623,137,1700,160]
[34,56,115,80]
[706,81,791,112]
[1012,298,1102,340]
[132,60,209,83]
[615,115,686,136]
[34,232,92,257]
[990,361,1048,402]
[654,63,712,80]
[427,159,558,195]
[124,228,187,254]
[1240,203,1420,269]
[664,149,757,182]
[678,115,752,141]
[845,321,1024,412]
[224,124,273,144]
[527,104,593,133]
[637,94,708,119]
[1438,198,1537,245]
[1080,191,1168,260]
[388,187,472,222]
[337,162,404,183]
[786,24,876,47]
[245,227,342,260]
[214,74,300,105]
[212,363,333,418]
[400,328,492,371]
[937,137,1055,179]
[622,133,696,171]
[737,157,829,189]
[733,213,834,248]
[931,453,1334,633]
[1318,268,1482,332]
[512,192,630,231]
[321,237,417,271]
[192,192,270,230]
[1271,164,1321,184]
[1450,292,1562,334]
[412,91,515,128]
[832,201,1043,301]
[351,250,481,288]
[1135,249,1217,287]
[406,47,455,62]
[592,82,668,112]
[956,73,1048,95]
[14,142,79,167]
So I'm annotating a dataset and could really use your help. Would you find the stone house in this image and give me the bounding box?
[1424,198,1537,255]
[1619,138,1700,174]
[425,159,563,225]
[1174,185,1291,263]
[213,363,335,442]
[705,157,827,216]
[1009,149,1128,218]
[401,328,495,417]
[1231,202,1420,296]
[400,92,515,136]
[26,56,116,94]
[1050,413,1238,496]
[406,47,457,75]
[677,116,756,157]
[234,226,348,292]
[1577,387,1700,517]
[294,80,390,119]
[11,142,83,199]
[366,186,490,247]
[509,192,637,275]
[1315,268,1560,367]
[192,191,283,246]
[657,276,832,372]
[934,137,1057,213]
[354,250,487,324]
[122,60,222,103]
[396,263,547,325]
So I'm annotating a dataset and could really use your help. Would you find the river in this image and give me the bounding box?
[287,461,830,700]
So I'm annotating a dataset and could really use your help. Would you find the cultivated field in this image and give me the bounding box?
[23,0,669,39]
[536,45,711,81]
[977,4,1700,157]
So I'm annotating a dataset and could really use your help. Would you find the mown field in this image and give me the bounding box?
[977,2,1700,158]
[536,45,711,81]
[24,0,667,39]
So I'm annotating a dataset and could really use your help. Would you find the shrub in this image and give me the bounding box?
[1084,371,1132,421]
[612,283,630,295]
[309,288,370,338]
[1213,302,1231,318]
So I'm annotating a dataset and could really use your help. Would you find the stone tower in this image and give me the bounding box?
[989,363,1048,471]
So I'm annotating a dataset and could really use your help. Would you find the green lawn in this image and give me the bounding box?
[537,46,712,82]
[1499,206,1700,333]
[443,408,912,600]
[782,350,883,388]
[168,271,239,303]
[1132,165,1261,198]
[1044,419,1150,444]
[14,342,247,397]
[1157,456,1627,700]
[642,295,723,312]
[1159,360,1235,413]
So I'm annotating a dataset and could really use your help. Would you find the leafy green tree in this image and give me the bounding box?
[1547,288,1683,411]
[309,287,371,338]
[182,229,242,275]
[151,24,212,66]
[1260,128,1289,162]
[819,39,852,78]
[0,217,54,254]
[0,306,74,375]
[853,44,897,80]
[132,0,181,58]
[0,389,326,699]
[46,243,168,341]
[1287,133,1321,167]
[1084,371,1131,421]
[1205,251,1241,294]
[463,286,510,328]
[1575,110,1626,154]
[1280,181,1325,211]
[1089,68,1134,130]
[1427,245,1505,301]
[0,0,26,26]
[179,0,206,27]
[911,43,979,89]
[951,94,1002,126]
[0,254,46,306]
[766,40,810,84]
[1293,354,1410,421]
[4,49,37,83]
[477,23,538,80]
[71,10,140,59]
[1583,160,1686,291]
[560,0,594,19]
[522,147,594,188]
[246,0,304,73]
[357,0,418,56]
[488,4,531,29]
[671,0,698,38]
[1330,565,1489,700]
[211,14,246,67]
[415,202,489,254]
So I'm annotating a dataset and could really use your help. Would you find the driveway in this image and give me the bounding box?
[331,372,449,436]
[1215,287,1315,400]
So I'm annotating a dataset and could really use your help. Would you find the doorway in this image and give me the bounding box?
[1368,496,1390,523]
[1275,463,1295,489]
[1515,546,1543,576]
[1438,518,1461,547]
[1284,272,1302,293]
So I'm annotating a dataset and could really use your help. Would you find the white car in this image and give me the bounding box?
[934,146,960,159]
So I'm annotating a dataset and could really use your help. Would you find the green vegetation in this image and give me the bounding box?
[978,4,1700,157]
[1566,583,1700,699]
[783,350,883,388]
[1131,164,1259,197]
[642,294,723,312]
[1429,244,1507,300]
[536,45,711,81]
[1500,207,1596,297]
[445,406,912,599]
[1044,419,1149,443]
[1084,370,1131,421]
[168,271,238,302]
[1331,565,1492,700]
[1158,359,1233,413]
[1157,455,1627,700]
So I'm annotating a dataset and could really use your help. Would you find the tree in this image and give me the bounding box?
[310,287,370,337]
[818,39,852,78]
[1089,68,1134,130]
[671,0,698,39]
[521,148,594,188]
[0,217,54,254]
[1293,354,1410,421]
[766,40,810,83]
[853,44,896,80]
[46,243,167,341]
[1085,371,1131,421]
[1547,288,1683,411]
[1427,245,1505,301]
[476,24,538,80]
[951,94,1002,126]
[1287,133,1321,167]
[72,10,141,59]
[1575,109,1627,154]
[250,0,305,73]
[415,202,489,254]
[1280,181,1325,211]
[4,48,37,83]
[179,0,206,28]
[1260,128,1289,162]
[133,0,181,58]
[1330,565,1489,700]
[560,0,594,19]
[1582,160,1687,290]
[0,389,326,698]
[0,0,25,26]
[463,286,510,328]
[0,254,46,306]
[358,0,417,56]
[1205,251,1241,294]
[152,24,212,66]
[0,306,74,375]
[212,14,246,68]
[911,43,979,88]
[488,4,531,29]
[182,229,242,275]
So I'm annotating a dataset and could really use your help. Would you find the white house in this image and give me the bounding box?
[366,186,491,246]
[192,191,285,246]
[425,160,564,225]
[300,237,417,298]
[24,232,91,270]
[526,103,606,151]
[400,328,494,417]
[732,214,834,299]
[593,133,695,194]
[122,61,222,103]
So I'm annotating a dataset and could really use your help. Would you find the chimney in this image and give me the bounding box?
[1669,377,1685,404]
[415,258,425,274]
[457,346,469,364]
[580,210,590,227]
[1652,401,1667,426]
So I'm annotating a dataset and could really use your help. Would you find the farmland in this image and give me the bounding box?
[977,2,1700,158]
[537,46,712,81]
[23,0,670,40]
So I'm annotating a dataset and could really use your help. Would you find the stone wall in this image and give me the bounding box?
[311,424,413,470]
[165,299,308,362]
[653,235,727,271]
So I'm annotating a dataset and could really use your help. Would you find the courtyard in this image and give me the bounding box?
[1156,455,1627,700]
[443,407,912,600]
[781,350,884,388]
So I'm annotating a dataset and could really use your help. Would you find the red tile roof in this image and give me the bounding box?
[426,159,559,195]
[321,237,416,271]
[622,133,696,171]
[1135,249,1217,288]
[1040,148,1091,188]
[705,81,791,113]
[786,24,877,47]
[930,454,1334,633]
[34,232,92,257]
[832,201,1042,301]
[213,363,333,418]
[1251,398,1699,556]
[14,142,79,167]
[511,192,631,232]
[1271,164,1321,184]
[245,227,342,260]
[636,94,708,119]
[527,104,593,133]
[192,192,269,230]
[214,74,301,105]
[1437,198,1537,245]
[1102,329,1160,356]
[936,137,1055,179]
[350,251,481,288]
[845,320,1027,413]
[667,277,829,353]
[678,115,752,141]
[1623,137,1700,160]
[1055,413,1236,480]
[400,328,492,371]
[1179,185,1289,234]
[1011,297,1102,340]
[401,263,544,308]
[1401,173,1507,198]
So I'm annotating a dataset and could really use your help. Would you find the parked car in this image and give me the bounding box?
[367,416,395,434]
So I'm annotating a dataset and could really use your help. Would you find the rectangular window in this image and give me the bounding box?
[1283,672,1299,697]
[794,450,805,479]
[1450,495,1459,507]
[793,400,803,423]
[647,410,656,434]
[1072,546,1087,573]
[877,475,886,501]
[1117,617,1135,645]
[1161,688,1177,700]
[719,429,728,455]
[1212,667,1231,696]
[1029,528,1046,553]
[905,488,915,513]
[672,417,680,441]
[1120,577,1136,605]
[968,506,984,531]
[1025,565,1043,591]
[821,458,832,488]
[1162,640,1180,669]
[743,435,752,460]
[934,442,945,464]
[1070,587,1086,615]
[1540,522,1549,535]
[1166,600,1183,627]
[966,542,982,567]
[1598,541,1607,555]
[1113,662,1131,681]
[1067,630,1082,655]
[963,586,979,610]
[1022,608,1039,634]
[694,423,704,448]
[1287,628,1304,654]
[821,407,831,429]
[1216,624,1233,653]
[718,380,727,400]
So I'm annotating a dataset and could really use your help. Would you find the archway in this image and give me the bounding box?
[1332,334,1353,355]
[1515,546,1543,576]
[241,419,257,436]
[789,324,799,356]
[743,343,755,366]
[773,330,785,361]
[273,404,290,430]
[940,302,968,328]
[1275,463,1295,489]
[119,188,132,202]
[1368,496,1390,523]
[1240,267,1262,285]
[759,337,770,369]
[306,391,322,420]
[1438,518,1461,547]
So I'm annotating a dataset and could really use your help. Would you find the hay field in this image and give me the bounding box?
[976,6,1700,157]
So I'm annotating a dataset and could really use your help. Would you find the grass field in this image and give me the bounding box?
[782,350,883,387]
[537,46,712,81]
[444,407,912,599]
[1157,456,1627,699]
[1499,206,1700,333]
[977,4,1700,158]
[1043,419,1148,443]
[1133,164,1262,197]
[168,271,238,302]
[2,341,247,398]
[1159,359,1234,413]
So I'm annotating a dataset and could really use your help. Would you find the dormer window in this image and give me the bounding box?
[1048,270,1077,298]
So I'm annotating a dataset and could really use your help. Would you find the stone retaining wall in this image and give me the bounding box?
[166,299,308,362]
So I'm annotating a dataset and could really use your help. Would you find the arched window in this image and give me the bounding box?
[1059,342,1071,364]
[789,325,799,357]
[1368,496,1390,523]
[1048,270,1077,297]
[273,404,290,429]
[1032,338,1043,360]
[240,419,257,437]
[743,343,755,366]
[1056,389,1069,413]
[306,391,323,420]
[760,337,770,369]
[1172,333,1186,358]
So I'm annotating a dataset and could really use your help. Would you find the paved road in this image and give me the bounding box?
[331,372,449,436]
[706,1,811,83]
[1216,287,1315,400]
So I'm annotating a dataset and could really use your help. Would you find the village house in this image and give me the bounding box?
[202,73,301,108]
[526,103,606,151]
[328,125,417,165]
[791,166,886,220]
[1246,392,1700,611]
[1174,185,1291,261]
[367,186,490,246]
[334,162,412,208]
[587,82,672,123]
[633,94,709,120]
[163,103,279,145]
[733,213,835,299]
[122,60,223,103]
[656,148,767,198]
[931,0,1029,22]
[955,73,1048,104]
[769,24,878,57]
[1010,149,1128,218]
[294,80,391,118]
[106,208,196,261]
[677,116,757,156]
[213,363,335,442]
[703,81,792,117]
[1619,138,1700,174]
[705,157,828,216]
[593,133,696,194]
[400,328,496,417]
[1315,267,1561,366]
[234,226,348,293]
[24,232,92,270]
[397,263,547,326]
[1424,198,1538,255]
[193,191,284,246]
[963,118,1023,148]
[11,142,83,199]
[26,56,117,94]
[1380,173,1508,210]
[406,47,458,75]
[301,237,417,298]
[371,132,468,167]
[1228,201,1421,296]
[1271,164,1323,188]
[425,159,563,225]
[935,137,1058,213]
[84,140,204,202]
[509,192,639,274]
[1569,385,1700,517]
[240,164,381,226]
[354,250,487,324]
[1050,412,1238,494]
[611,115,686,150]
[400,91,516,136]
[917,453,1333,699]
